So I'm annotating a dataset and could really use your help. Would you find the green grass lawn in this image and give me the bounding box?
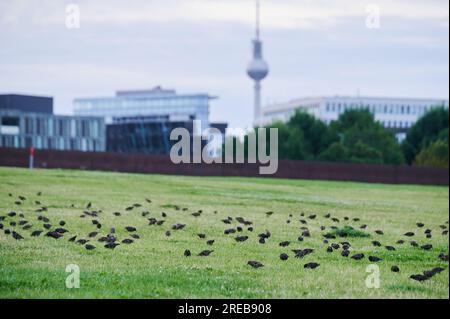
[0,167,448,299]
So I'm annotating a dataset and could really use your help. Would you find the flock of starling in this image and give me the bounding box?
[1,191,449,285]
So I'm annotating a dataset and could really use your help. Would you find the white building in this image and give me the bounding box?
[261,96,449,141]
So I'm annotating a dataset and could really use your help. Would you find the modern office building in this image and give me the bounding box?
[261,96,449,140]
[0,94,105,152]
[74,86,227,156]
[74,86,216,130]
[0,94,53,114]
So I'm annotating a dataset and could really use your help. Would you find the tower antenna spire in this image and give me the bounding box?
[256,0,260,39]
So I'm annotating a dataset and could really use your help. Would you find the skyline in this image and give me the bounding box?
[0,0,449,128]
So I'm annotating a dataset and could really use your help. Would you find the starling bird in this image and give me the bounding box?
[113,212,121,217]
[31,230,43,237]
[172,223,186,230]
[224,228,236,235]
[360,225,367,229]
[23,224,32,230]
[131,234,140,239]
[324,213,331,218]
[410,241,419,247]
[125,226,137,232]
[236,226,243,232]
[76,239,89,245]
[46,231,63,239]
[248,261,264,268]
[4,229,11,235]
[59,220,66,226]
[372,241,382,247]
[8,212,16,217]
[55,228,68,234]
[248,227,254,232]
[104,242,120,249]
[368,256,382,262]
[385,246,396,251]
[280,253,289,261]
[68,235,77,242]
[207,240,215,246]
[421,244,433,251]
[326,246,333,253]
[438,252,449,261]
[304,262,320,269]
[404,232,415,237]
[259,237,266,244]
[184,249,191,257]
[198,233,206,239]
[410,274,428,282]
[18,220,28,226]
[391,266,400,273]
[396,240,405,245]
[292,249,314,258]
[351,253,365,260]
[416,223,424,228]
[86,202,92,209]
[198,250,213,257]
[375,230,384,235]
[85,244,96,250]
[43,224,52,230]
[341,250,350,257]
[12,231,24,240]
[191,212,201,217]
[308,215,316,220]
[235,236,249,242]
[265,212,274,217]
[122,239,134,244]
[156,220,165,226]
[279,241,290,247]
[353,218,360,222]
[88,232,98,238]
[331,243,340,250]
[165,231,171,237]
[298,236,304,242]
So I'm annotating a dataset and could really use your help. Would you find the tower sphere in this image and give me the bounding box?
[247,58,269,81]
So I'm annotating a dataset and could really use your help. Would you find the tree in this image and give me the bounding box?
[402,107,449,164]
[414,140,449,168]
[325,109,405,165]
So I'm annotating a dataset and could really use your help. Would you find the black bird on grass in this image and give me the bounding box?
[104,242,120,249]
[46,231,63,239]
[224,228,236,235]
[259,237,266,244]
[18,220,28,226]
[4,229,11,235]
[207,240,215,246]
[292,249,314,258]
[280,253,289,261]
[368,256,382,262]
[198,250,213,257]
[12,231,24,240]
[279,241,290,247]
[341,250,350,257]
[391,266,400,272]
[86,202,92,209]
[236,226,243,232]
[122,239,134,244]
[421,244,433,251]
[235,236,249,242]
[43,223,52,230]
[76,239,89,245]
[410,241,419,247]
[416,223,424,228]
[23,224,32,230]
[375,230,384,235]
[324,213,331,218]
[397,240,405,244]
[85,244,96,250]
[125,226,137,232]
[113,212,121,217]
[198,233,206,239]
[248,261,264,269]
[360,225,367,229]
[410,274,428,282]
[88,232,98,238]
[385,246,396,251]
[68,235,77,242]
[423,267,445,279]
[59,220,66,226]
[31,230,43,237]
[265,212,274,217]
[55,228,68,234]
[351,253,365,260]
[404,232,415,237]
[438,253,449,261]
[326,246,333,253]
[7,212,16,217]
[331,243,340,250]
[184,249,191,257]
[165,231,171,237]
[304,262,320,269]
[191,212,201,217]
[372,241,382,247]
[156,220,165,226]
[131,234,140,239]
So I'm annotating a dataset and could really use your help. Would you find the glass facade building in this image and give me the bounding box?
[74,87,215,130]
[0,110,105,152]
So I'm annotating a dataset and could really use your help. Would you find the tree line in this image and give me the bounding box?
[226,107,448,168]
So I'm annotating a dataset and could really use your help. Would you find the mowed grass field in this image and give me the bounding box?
[0,167,448,299]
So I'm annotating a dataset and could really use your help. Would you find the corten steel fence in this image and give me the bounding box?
[0,147,448,186]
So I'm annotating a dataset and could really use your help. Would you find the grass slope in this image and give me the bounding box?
[0,167,448,299]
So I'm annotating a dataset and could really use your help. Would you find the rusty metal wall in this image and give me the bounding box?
[0,147,448,186]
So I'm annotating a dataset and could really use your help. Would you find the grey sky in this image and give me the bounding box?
[0,0,448,128]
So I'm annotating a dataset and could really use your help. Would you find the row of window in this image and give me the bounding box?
[19,117,102,138]
[325,102,437,115]
[0,135,104,152]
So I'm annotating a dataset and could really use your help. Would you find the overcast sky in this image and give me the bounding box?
[0,0,448,128]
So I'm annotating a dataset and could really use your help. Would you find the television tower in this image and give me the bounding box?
[247,0,269,124]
